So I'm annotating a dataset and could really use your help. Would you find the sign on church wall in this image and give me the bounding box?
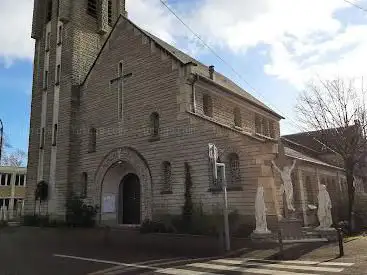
[102,194,116,213]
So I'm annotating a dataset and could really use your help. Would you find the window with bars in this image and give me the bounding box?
[108,0,113,25]
[52,124,58,146]
[162,161,172,192]
[228,153,241,185]
[203,94,213,117]
[88,127,97,153]
[87,0,98,18]
[234,107,242,127]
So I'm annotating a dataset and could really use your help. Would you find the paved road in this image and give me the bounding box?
[146,257,355,275]
[0,227,196,275]
[1,226,367,275]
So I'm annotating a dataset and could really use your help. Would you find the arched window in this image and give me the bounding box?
[234,107,242,127]
[228,153,241,185]
[162,161,172,191]
[81,172,88,198]
[150,112,160,138]
[203,94,213,117]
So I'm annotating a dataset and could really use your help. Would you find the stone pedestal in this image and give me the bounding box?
[251,231,274,242]
[315,227,337,241]
[279,217,303,239]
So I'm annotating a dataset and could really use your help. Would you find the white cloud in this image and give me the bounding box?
[0,0,34,67]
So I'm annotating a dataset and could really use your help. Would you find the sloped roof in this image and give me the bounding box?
[284,146,343,170]
[138,24,282,118]
[83,15,282,118]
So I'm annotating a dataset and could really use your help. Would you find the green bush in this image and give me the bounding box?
[65,195,98,227]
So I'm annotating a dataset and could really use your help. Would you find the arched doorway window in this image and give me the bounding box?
[118,173,140,224]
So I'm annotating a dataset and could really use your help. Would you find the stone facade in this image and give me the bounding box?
[29,0,349,234]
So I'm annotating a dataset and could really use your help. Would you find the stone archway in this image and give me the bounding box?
[94,147,152,225]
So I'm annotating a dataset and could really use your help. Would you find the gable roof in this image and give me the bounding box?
[284,146,344,170]
[82,15,282,118]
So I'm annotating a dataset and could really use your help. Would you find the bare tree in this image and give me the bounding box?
[0,135,27,167]
[296,78,367,233]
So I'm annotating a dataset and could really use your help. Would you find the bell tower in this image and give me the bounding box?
[26,0,127,218]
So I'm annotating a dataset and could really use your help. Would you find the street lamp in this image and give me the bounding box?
[0,119,3,165]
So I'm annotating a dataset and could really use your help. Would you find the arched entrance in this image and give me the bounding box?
[94,147,153,226]
[119,173,141,224]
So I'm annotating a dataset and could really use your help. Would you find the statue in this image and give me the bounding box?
[0,206,3,221]
[253,185,271,234]
[271,159,297,212]
[316,184,333,229]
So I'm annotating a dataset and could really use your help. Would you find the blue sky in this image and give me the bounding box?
[1,0,367,155]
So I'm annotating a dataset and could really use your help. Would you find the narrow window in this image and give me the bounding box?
[150,112,160,139]
[162,161,172,191]
[56,65,61,85]
[81,172,88,198]
[203,94,213,117]
[20,175,25,186]
[40,127,45,149]
[263,119,269,137]
[234,107,242,127]
[87,0,98,18]
[43,70,49,89]
[228,153,241,185]
[88,127,97,153]
[46,32,51,52]
[15,175,20,186]
[52,124,58,146]
[108,0,113,25]
[0,174,5,186]
[6,174,11,186]
[46,0,53,22]
[255,115,262,134]
[58,25,63,45]
[305,176,314,203]
[269,121,275,138]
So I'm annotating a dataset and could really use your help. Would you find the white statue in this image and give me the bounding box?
[316,184,333,229]
[253,185,271,234]
[271,159,297,211]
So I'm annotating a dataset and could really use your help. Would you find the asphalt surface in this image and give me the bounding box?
[1,226,367,275]
[0,226,195,275]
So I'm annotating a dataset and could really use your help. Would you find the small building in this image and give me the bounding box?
[0,166,27,219]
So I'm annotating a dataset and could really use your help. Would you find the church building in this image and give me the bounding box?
[26,0,320,231]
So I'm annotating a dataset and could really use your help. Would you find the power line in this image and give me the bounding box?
[159,0,304,130]
[343,0,367,13]
[159,0,343,154]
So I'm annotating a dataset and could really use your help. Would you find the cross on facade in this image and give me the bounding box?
[110,63,132,120]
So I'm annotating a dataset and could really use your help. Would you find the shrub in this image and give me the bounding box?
[65,195,98,227]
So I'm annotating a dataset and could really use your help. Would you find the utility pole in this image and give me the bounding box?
[0,119,3,165]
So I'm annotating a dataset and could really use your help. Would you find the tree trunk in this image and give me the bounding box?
[346,170,355,235]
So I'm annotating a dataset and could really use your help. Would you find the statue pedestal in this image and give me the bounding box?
[251,230,274,242]
[314,227,337,241]
[278,216,303,239]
